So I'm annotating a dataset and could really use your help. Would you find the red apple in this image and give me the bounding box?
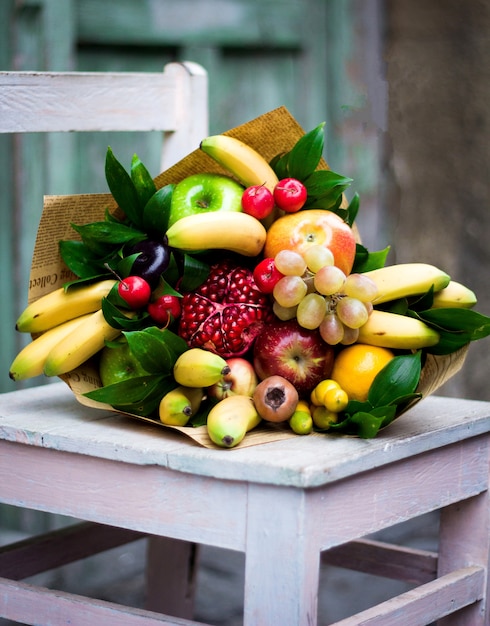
[253,319,335,396]
[207,357,258,400]
[263,209,357,276]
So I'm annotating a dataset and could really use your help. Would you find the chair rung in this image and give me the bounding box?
[322,538,438,584]
[0,576,202,626]
[331,565,485,626]
[0,521,146,580]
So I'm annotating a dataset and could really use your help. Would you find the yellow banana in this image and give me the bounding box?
[173,348,230,388]
[9,314,93,381]
[362,263,450,305]
[165,211,266,257]
[159,385,204,426]
[16,279,116,333]
[200,134,279,193]
[431,280,477,309]
[43,309,122,377]
[357,310,440,349]
[206,395,262,448]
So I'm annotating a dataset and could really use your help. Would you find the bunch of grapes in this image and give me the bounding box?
[271,246,378,346]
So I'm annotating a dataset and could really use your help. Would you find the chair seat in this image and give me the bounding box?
[0,383,489,624]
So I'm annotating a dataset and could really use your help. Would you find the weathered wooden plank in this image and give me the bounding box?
[331,566,485,626]
[0,521,145,580]
[77,0,305,47]
[0,576,203,626]
[322,538,437,584]
[0,72,179,133]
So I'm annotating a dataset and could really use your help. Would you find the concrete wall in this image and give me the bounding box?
[384,0,490,400]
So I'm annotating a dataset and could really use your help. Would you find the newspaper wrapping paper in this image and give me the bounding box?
[28,106,467,448]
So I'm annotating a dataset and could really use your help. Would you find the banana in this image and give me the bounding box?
[16,279,116,333]
[159,385,204,426]
[173,348,231,388]
[200,134,279,193]
[362,263,450,305]
[206,395,262,448]
[357,310,440,349]
[165,211,266,257]
[43,309,122,377]
[431,280,477,309]
[9,314,93,381]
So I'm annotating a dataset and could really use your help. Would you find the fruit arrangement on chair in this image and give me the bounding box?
[9,109,490,447]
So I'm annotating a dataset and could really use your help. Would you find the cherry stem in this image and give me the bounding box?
[104,262,124,283]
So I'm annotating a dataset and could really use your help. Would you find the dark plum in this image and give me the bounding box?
[126,238,170,288]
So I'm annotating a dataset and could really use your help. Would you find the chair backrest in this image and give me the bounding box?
[0,61,208,392]
[0,61,208,170]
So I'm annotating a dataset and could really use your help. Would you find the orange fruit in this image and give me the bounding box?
[264,209,357,276]
[330,344,395,402]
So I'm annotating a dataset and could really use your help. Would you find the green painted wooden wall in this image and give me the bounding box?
[1,0,381,394]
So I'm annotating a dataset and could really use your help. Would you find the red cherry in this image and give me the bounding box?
[118,276,152,309]
[241,185,275,219]
[148,294,182,326]
[253,258,285,294]
[273,178,307,213]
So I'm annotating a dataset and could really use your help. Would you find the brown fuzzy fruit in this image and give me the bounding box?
[253,375,299,423]
[178,259,274,358]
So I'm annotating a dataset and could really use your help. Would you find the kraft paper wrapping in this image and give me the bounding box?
[28,106,467,448]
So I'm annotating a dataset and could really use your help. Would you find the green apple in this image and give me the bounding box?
[168,173,244,227]
[99,338,150,386]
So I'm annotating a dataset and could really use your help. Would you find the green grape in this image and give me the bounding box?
[296,293,328,330]
[303,245,335,273]
[340,325,359,345]
[274,249,307,276]
[273,275,308,308]
[319,312,344,345]
[342,273,378,302]
[313,265,346,296]
[273,300,298,321]
[336,297,369,329]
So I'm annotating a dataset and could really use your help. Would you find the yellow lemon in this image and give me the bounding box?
[330,344,395,402]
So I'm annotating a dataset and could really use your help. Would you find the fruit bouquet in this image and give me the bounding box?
[9,107,490,447]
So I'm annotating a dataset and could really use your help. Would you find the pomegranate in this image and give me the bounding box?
[178,259,274,358]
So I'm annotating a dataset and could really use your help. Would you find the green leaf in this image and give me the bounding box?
[304,170,353,205]
[345,193,360,227]
[270,152,290,180]
[353,244,390,273]
[131,154,157,209]
[142,184,174,236]
[59,240,108,278]
[418,308,490,339]
[71,221,146,253]
[368,352,422,407]
[101,297,149,331]
[178,254,210,291]
[286,123,325,180]
[124,327,188,374]
[83,374,165,405]
[105,147,142,228]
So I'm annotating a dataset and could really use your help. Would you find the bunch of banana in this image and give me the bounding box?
[159,385,204,426]
[10,279,120,380]
[357,263,477,350]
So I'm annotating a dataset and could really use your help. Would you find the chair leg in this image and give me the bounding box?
[144,537,199,619]
[436,486,490,626]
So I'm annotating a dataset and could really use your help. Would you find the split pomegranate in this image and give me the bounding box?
[178,259,274,358]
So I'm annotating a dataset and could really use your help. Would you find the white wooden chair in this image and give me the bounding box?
[0,66,490,626]
[0,62,208,621]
